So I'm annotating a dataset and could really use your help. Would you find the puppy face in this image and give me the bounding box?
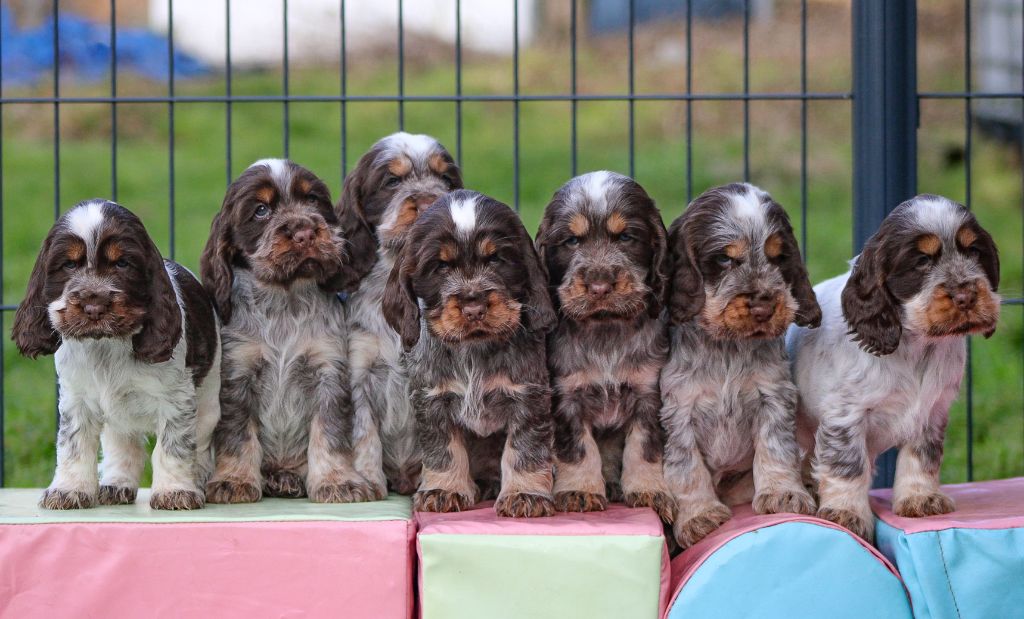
[383,190,555,349]
[12,199,181,363]
[668,183,820,339]
[201,159,356,323]
[536,172,668,322]
[339,132,462,255]
[842,195,1000,355]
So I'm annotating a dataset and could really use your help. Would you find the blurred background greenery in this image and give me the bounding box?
[1,0,1021,486]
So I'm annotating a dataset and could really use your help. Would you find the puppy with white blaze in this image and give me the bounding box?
[201,159,379,503]
[661,183,821,548]
[338,132,462,495]
[13,199,220,510]
[788,195,1000,542]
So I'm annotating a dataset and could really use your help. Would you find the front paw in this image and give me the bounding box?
[674,503,732,549]
[40,488,95,510]
[555,490,608,513]
[753,488,816,516]
[150,489,205,510]
[98,485,138,506]
[414,488,476,513]
[205,479,262,504]
[817,506,874,542]
[625,490,677,524]
[263,470,306,498]
[310,480,383,503]
[894,492,955,518]
[495,492,556,518]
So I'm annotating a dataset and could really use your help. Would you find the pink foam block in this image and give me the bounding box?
[0,515,415,618]
[870,476,1024,533]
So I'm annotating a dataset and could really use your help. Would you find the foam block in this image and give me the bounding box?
[665,504,912,619]
[871,477,1024,619]
[0,490,416,619]
[415,502,669,619]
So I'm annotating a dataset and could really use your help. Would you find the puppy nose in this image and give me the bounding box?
[749,296,775,323]
[587,281,612,299]
[462,300,487,323]
[79,293,110,320]
[413,194,438,211]
[292,227,315,247]
[952,285,977,311]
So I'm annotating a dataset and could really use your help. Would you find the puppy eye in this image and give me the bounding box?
[564,236,580,247]
[436,260,450,273]
[62,260,78,271]
[115,258,130,269]
[486,254,502,265]
[714,254,734,267]
[915,253,933,269]
[384,175,402,189]
[443,174,458,189]
[253,203,271,220]
[617,232,633,242]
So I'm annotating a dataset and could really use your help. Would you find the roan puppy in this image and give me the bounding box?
[383,189,558,517]
[662,183,821,548]
[13,199,220,510]
[788,195,1000,541]
[201,159,379,503]
[535,171,674,522]
[339,132,463,495]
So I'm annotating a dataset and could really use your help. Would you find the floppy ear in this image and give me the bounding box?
[519,223,557,333]
[841,238,902,356]
[12,230,61,358]
[666,216,705,324]
[382,246,421,350]
[200,209,236,324]
[533,203,560,312]
[768,207,821,328]
[132,238,182,364]
[336,158,380,287]
[644,203,670,319]
[966,220,1000,292]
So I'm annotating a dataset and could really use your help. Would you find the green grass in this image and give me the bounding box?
[1,5,1021,486]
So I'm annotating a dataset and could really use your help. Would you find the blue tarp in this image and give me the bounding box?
[0,6,208,87]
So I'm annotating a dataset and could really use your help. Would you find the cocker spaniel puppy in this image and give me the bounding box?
[13,199,220,510]
[788,195,1000,541]
[383,189,558,517]
[535,171,674,522]
[201,159,379,503]
[339,132,462,495]
[661,183,821,548]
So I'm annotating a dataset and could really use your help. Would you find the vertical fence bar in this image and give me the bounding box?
[627,0,635,179]
[853,0,918,488]
[742,0,750,182]
[685,0,693,203]
[53,0,61,433]
[455,0,462,166]
[167,0,176,260]
[283,0,290,159]
[800,0,808,256]
[0,5,5,487]
[963,0,974,482]
[340,0,348,179]
[512,0,520,211]
[226,0,233,183]
[110,0,118,201]
[397,0,404,130]
[570,0,578,177]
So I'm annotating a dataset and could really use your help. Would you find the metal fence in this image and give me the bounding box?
[0,0,1020,487]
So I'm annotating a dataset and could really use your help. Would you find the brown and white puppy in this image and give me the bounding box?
[201,158,380,504]
[788,195,1000,541]
[662,182,820,548]
[383,189,558,517]
[13,199,220,510]
[535,171,674,522]
[340,133,462,495]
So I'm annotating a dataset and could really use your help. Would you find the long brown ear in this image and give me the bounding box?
[12,230,61,358]
[965,218,1000,292]
[519,222,557,333]
[666,215,705,324]
[382,245,421,350]
[767,204,821,328]
[534,199,560,313]
[336,158,379,288]
[841,238,901,356]
[200,210,236,324]
[644,201,669,319]
[132,238,182,364]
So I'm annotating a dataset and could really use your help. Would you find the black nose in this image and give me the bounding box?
[952,285,977,311]
[749,295,775,323]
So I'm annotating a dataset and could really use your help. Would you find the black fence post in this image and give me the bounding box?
[852,0,918,488]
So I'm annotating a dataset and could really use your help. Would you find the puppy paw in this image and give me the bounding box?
[150,489,205,510]
[753,488,816,516]
[495,493,556,518]
[894,492,955,518]
[817,507,874,542]
[674,503,732,549]
[625,490,677,523]
[97,485,138,506]
[205,479,262,504]
[263,470,306,498]
[413,488,476,513]
[309,480,381,503]
[40,488,95,510]
[554,490,608,513]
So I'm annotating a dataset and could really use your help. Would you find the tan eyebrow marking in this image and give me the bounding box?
[606,212,628,235]
[298,178,312,194]
[104,241,124,262]
[439,242,458,263]
[724,239,747,259]
[429,153,449,174]
[917,233,942,255]
[388,156,412,176]
[568,213,589,237]
[956,226,977,248]
[66,239,86,262]
[764,233,783,259]
[255,186,276,204]
[479,238,497,256]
